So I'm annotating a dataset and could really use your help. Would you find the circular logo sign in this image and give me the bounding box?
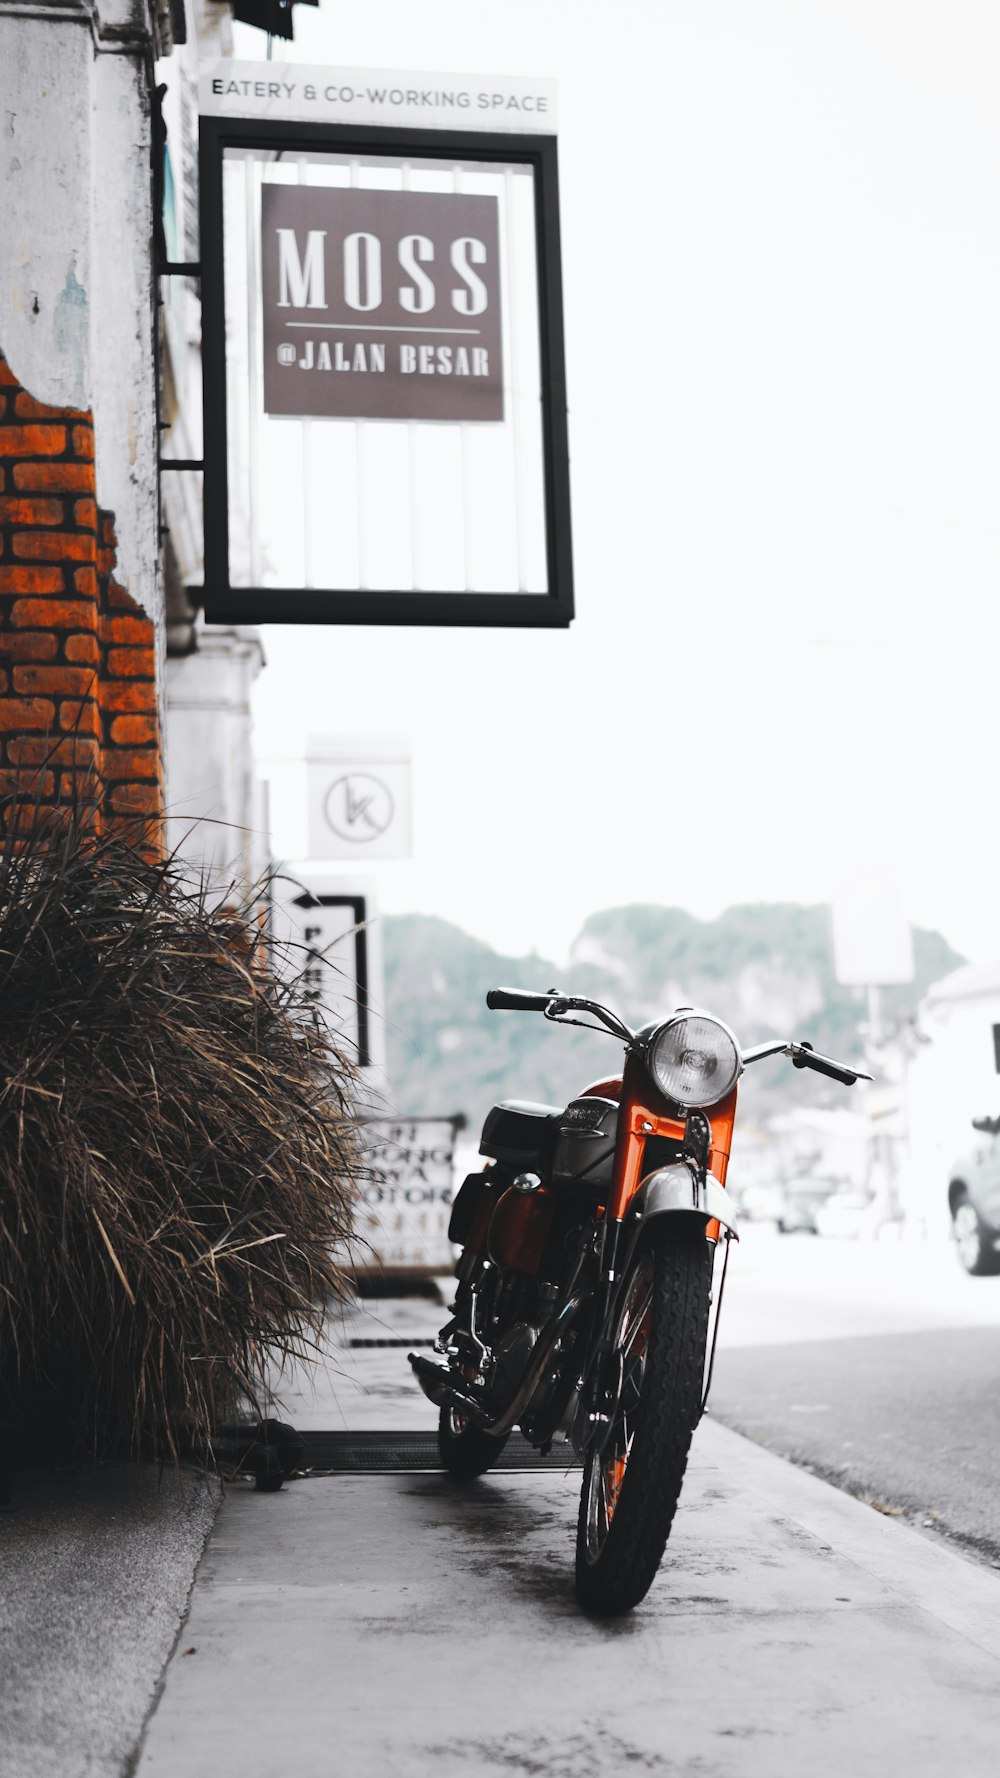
[323,773,394,844]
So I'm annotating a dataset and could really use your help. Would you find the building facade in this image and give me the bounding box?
[0,0,266,883]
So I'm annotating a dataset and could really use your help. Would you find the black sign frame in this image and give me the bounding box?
[199,115,574,627]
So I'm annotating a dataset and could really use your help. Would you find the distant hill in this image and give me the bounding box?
[378,904,963,1136]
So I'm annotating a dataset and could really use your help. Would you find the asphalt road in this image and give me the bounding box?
[709,1227,1000,1565]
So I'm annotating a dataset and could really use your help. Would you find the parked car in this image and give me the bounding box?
[814,1189,874,1240]
[947,1116,1000,1276]
[775,1177,841,1235]
[734,1181,785,1223]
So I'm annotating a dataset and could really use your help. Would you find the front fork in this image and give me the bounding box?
[577,1112,724,1454]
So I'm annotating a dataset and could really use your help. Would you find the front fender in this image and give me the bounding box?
[629,1161,738,1238]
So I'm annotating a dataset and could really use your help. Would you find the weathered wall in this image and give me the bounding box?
[0,0,164,642]
[165,627,266,892]
[0,349,163,832]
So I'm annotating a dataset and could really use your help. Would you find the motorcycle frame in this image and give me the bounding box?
[562,1049,737,1441]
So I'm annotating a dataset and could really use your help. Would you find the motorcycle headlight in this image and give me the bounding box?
[645,1012,742,1108]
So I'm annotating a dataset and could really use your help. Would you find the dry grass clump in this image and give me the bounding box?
[0,811,361,1460]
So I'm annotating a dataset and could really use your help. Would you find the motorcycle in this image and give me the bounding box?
[410,988,870,1614]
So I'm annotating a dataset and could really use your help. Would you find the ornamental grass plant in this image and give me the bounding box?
[0,807,360,1462]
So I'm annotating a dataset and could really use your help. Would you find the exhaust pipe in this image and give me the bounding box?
[408,1291,584,1439]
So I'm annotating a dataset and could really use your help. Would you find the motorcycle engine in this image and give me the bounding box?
[487,1321,540,1410]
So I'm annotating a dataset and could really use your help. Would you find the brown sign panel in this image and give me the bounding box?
[261,184,504,423]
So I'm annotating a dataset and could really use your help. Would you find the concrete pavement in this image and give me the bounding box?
[136,1416,1000,1778]
[0,1463,219,1778]
[11,1246,1000,1777]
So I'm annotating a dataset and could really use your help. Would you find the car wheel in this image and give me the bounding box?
[951,1190,1000,1276]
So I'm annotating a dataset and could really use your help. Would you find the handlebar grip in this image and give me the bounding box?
[792,1042,862,1087]
[486,986,554,1012]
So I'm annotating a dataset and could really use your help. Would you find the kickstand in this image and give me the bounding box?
[699,1229,734,1421]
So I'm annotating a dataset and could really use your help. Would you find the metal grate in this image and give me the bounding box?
[299,1429,580,1473]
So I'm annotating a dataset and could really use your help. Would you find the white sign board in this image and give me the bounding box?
[353,1116,461,1276]
[832,878,914,987]
[307,736,412,861]
[269,870,386,1078]
[199,61,558,134]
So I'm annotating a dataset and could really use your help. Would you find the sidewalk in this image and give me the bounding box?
[7,1282,1000,1778]
[0,1463,219,1778]
[132,1295,1000,1778]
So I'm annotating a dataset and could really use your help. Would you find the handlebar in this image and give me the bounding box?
[487,992,872,1087]
[743,1036,871,1086]
[485,987,556,1012]
[790,1041,867,1087]
[486,987,635,1042]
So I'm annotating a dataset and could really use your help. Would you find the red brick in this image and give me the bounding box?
[14,461,94,493]
[0,697,56,732]
[108,781,162,815]
[107,581,140,612]
[103,746,159,781]
[14,391,87,423]
[13,531,94,563]
[6,801,69,836]
[56,769,101,800]
[0,424,67,458]
[0,496,64,527]
[99,615,152,646]
[0,669,7,693]
[14,665,97,698]
[109,714,157,745]
[0,631,59,664]
[100,681,156,713]
[71,425,94,460]
[0,567,65,596]
[58,700,100,736]
[74,566,99,599]
[65,633,100,665]
[0,466,5,490]
[6,735,97,769]
[107,647,154,678]
[11,597,94,627]
[0,361,19,389]
[73,498,98,531]
[0,767,56,799]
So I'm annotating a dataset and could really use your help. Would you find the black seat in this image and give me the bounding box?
[480,1100,562,1169]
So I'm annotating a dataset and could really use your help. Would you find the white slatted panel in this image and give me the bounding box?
[222,145,548,599]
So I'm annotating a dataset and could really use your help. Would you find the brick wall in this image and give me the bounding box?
[0,350,163,840]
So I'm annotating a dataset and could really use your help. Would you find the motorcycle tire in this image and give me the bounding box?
[574,1219,712,1615]
[438,1404,510,1480]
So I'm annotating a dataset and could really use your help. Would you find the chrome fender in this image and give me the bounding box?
[629,1162,738,1238]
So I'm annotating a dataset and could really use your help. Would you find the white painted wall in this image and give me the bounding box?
[0,0,164,634]
[165,626,267,894]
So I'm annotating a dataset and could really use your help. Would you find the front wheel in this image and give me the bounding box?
[575,1221,712,1615]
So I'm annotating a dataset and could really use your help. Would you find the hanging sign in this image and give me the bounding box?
[261,184,505,423]
[306,735,412,860]
[199,62,558,133]
[197,62,573,628]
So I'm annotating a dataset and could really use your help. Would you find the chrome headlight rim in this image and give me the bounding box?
[644,1009,743,1109]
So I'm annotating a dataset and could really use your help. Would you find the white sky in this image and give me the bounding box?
[239,2,1000,968]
